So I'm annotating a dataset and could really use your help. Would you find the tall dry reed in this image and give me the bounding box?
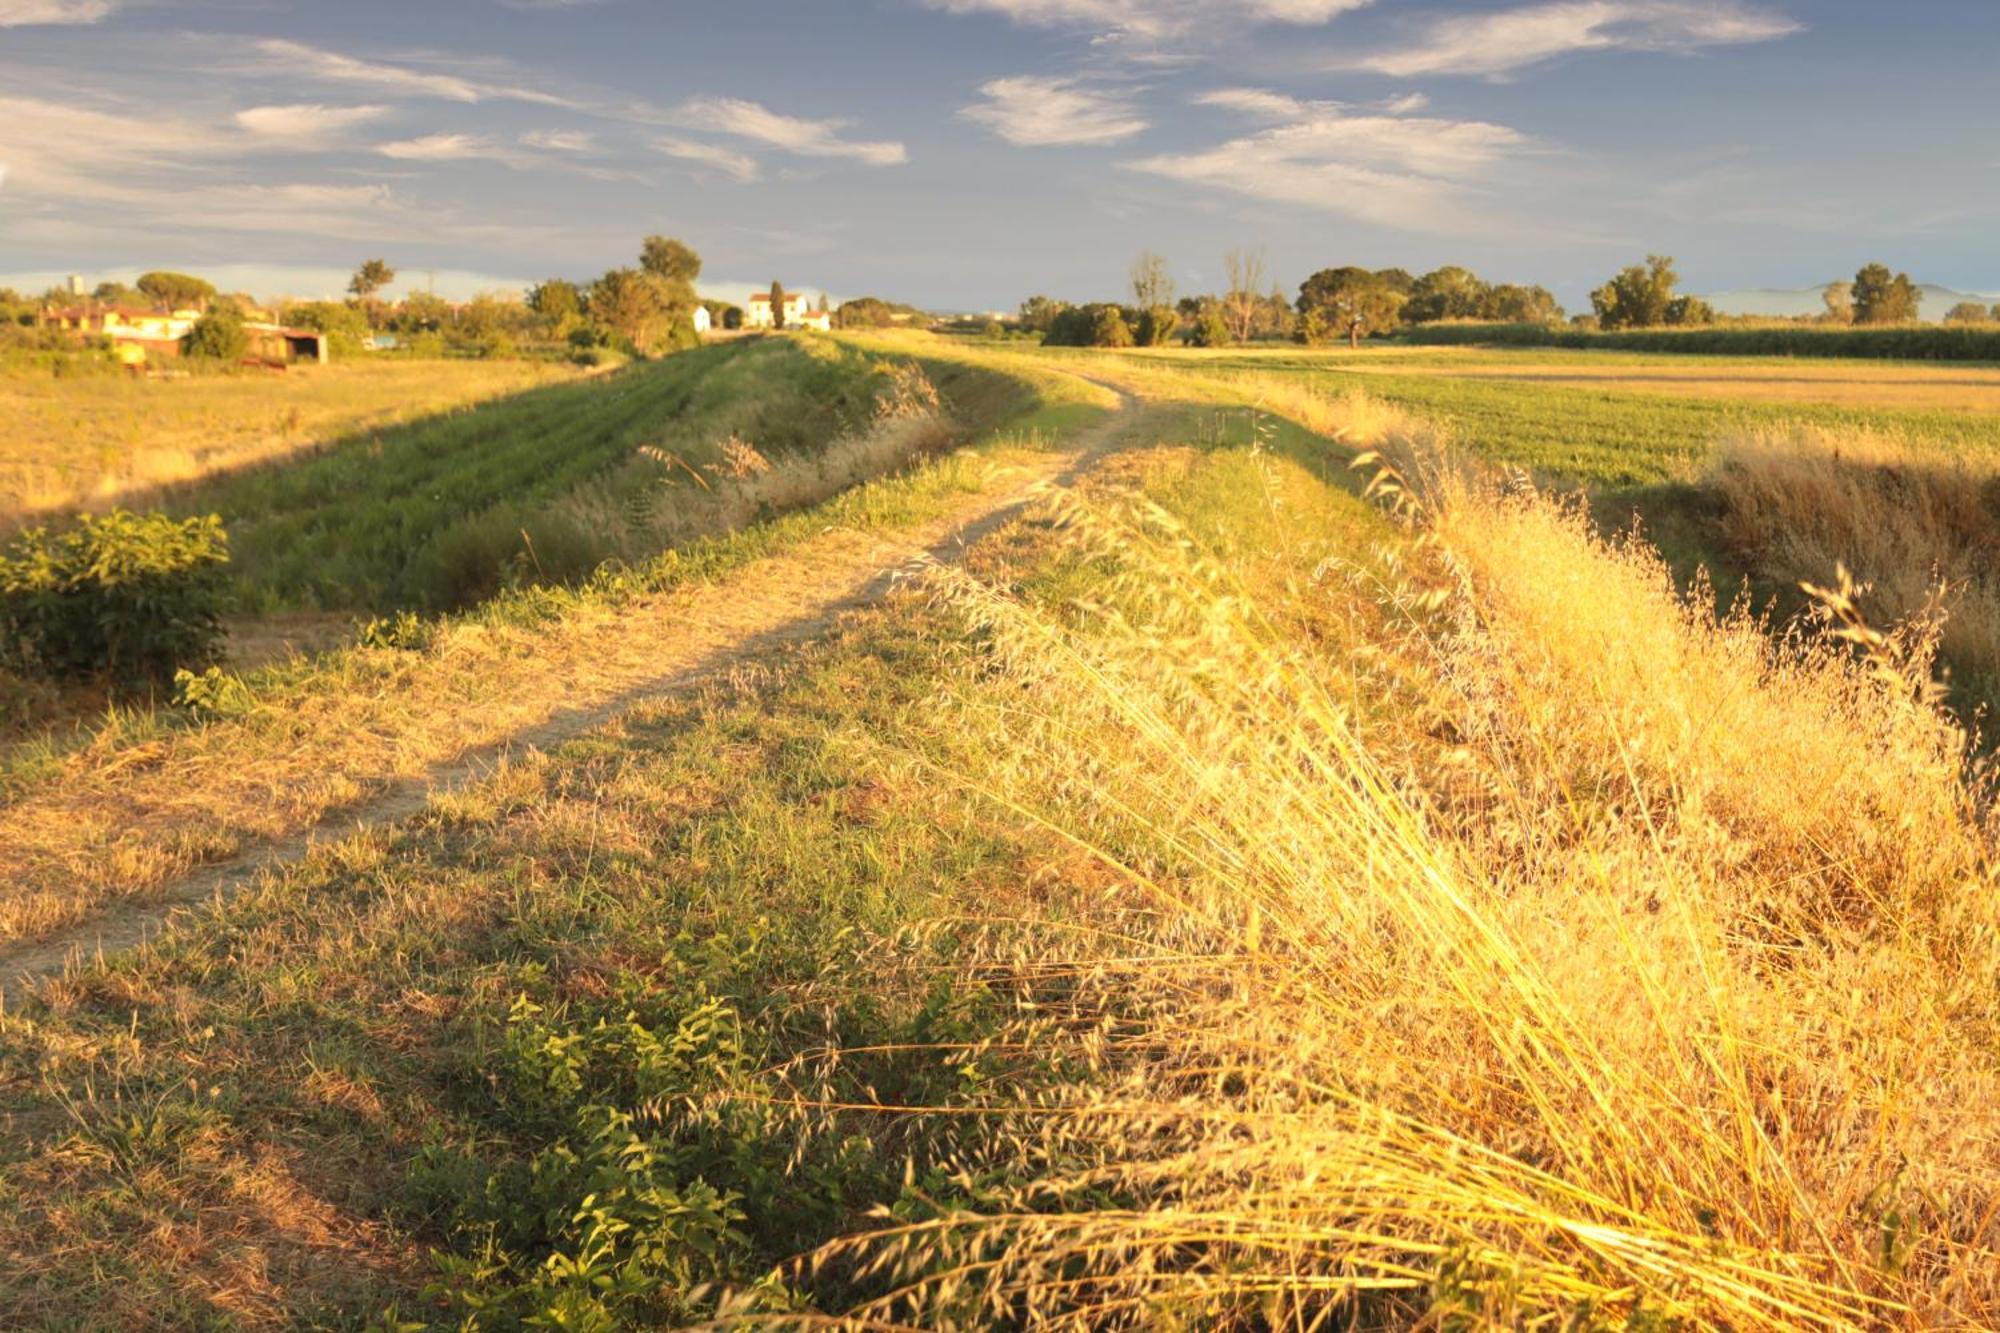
[775,427,2000,1327]
[1709,424,2000,684]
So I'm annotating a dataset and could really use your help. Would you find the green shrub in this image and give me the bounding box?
[182,308,248,362]
[0,510,231,683]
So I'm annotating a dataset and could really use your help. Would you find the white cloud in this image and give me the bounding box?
[1126,104,1527,231]
[520,129,595,153]
[1195,87,1333,120]
[1357,0,1800,78]
[0,0,111,26]
[655,135,760,182]
[235,103,390,145]
[376,133,520,163]
[921,0,1369,37]
[672,96,907,167]
[245,38,576,108]
[961,76,1149,147]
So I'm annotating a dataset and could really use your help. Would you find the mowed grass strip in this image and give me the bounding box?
[0,349,1117,948]
[0,357,570,522]
[175,337,895,612]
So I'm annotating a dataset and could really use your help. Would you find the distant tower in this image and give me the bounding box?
[68,274,83,297]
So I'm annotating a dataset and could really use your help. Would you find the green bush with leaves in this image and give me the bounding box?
[0,510,231,683]
[181,307,249,362]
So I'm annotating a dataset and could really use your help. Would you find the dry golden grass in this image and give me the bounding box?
[0,358,569,521]
[1710,424,2000,685]
[784,416,2000,1326]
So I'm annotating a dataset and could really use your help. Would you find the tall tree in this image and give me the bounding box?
[1130,250,1175,311]
[1590,255,1680,330]
[640,236,702,285]
[134,271,216,312]
[1944,302,1991,325]
[770,280,788,330]
[349,259,396,302]
[1483,283,1562,323]
[588,268,669,350]
[1297,266,1403,348]
[1404,266,1490,323]
[1852,262,1920,324]
[1822,281,1854,325]
[1223,248,1268,344]
[526,279,584,339]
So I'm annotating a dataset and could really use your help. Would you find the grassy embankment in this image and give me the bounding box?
[6,349,1998,1325]
[0,358,568,522]
[167,337,958,612]
[0,336,1116,945]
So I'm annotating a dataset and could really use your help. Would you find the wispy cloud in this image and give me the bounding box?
[245,38,576,107]
[1356,0,1800,78]
[376,133,513,161]
[520,129,595,153]
[961,76,1149,147]
[920,0,1369,39]
[0,0,112,26]
[1126,97,1529,231]
[655,135,760,182]
[672,96,907,166]
[235,103,390,146]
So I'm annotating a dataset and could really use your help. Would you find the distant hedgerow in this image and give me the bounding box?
[0,509,232,684]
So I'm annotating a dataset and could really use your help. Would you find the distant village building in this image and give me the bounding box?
[692,305,712,335]
[743,288,832,333]
[40,305,329,366]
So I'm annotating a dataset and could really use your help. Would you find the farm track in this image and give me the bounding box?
[0,395,1147,1007]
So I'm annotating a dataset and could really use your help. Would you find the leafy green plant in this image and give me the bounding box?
[0,510,231,683]
[171,665,256,721]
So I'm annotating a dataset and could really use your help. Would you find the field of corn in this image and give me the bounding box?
[3,332,2000,1327]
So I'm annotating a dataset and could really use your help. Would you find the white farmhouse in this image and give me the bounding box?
[744,288,833,332]
[693,305,712,335]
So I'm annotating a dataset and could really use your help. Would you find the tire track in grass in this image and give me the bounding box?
[0,396,1148,1007]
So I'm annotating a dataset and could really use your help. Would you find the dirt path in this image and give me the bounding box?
[1,397,1149,1007]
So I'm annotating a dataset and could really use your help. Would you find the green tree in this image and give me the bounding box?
[395,290,453,334]
[587,268,669,351]
[91,280,137,306]
[349,259,396,302]
[135,271,216,312]
[1591,255,1680,330]
[1944,301,1991,325]
[181,307,248,362]
[836,298,896,329]
[1090,305,1134,348]
[527,279,584,339]
[1482,283,1562,323]
[769,280,788,330]
[1852,263,1920,324]
[1135,305,1178,347]
[1372,267,1416,296]
[1018,295,1066,333]
[1822,281,1854,325]
[1223,248,1268,343]
[1186,301,1233,348]
[1297,267,1404,347]
[1664,294,1716,326]
[1403,265,1490,323]
[640,236,702,285]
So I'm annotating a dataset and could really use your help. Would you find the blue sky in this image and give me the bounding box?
[1,0,1994,310]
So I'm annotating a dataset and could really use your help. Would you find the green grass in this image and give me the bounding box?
[0,391,1377,1325]
[170,338,908,613]
[1400,319,2000,361]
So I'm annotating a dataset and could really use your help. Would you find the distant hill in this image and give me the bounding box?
[1703,283,2000,323]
